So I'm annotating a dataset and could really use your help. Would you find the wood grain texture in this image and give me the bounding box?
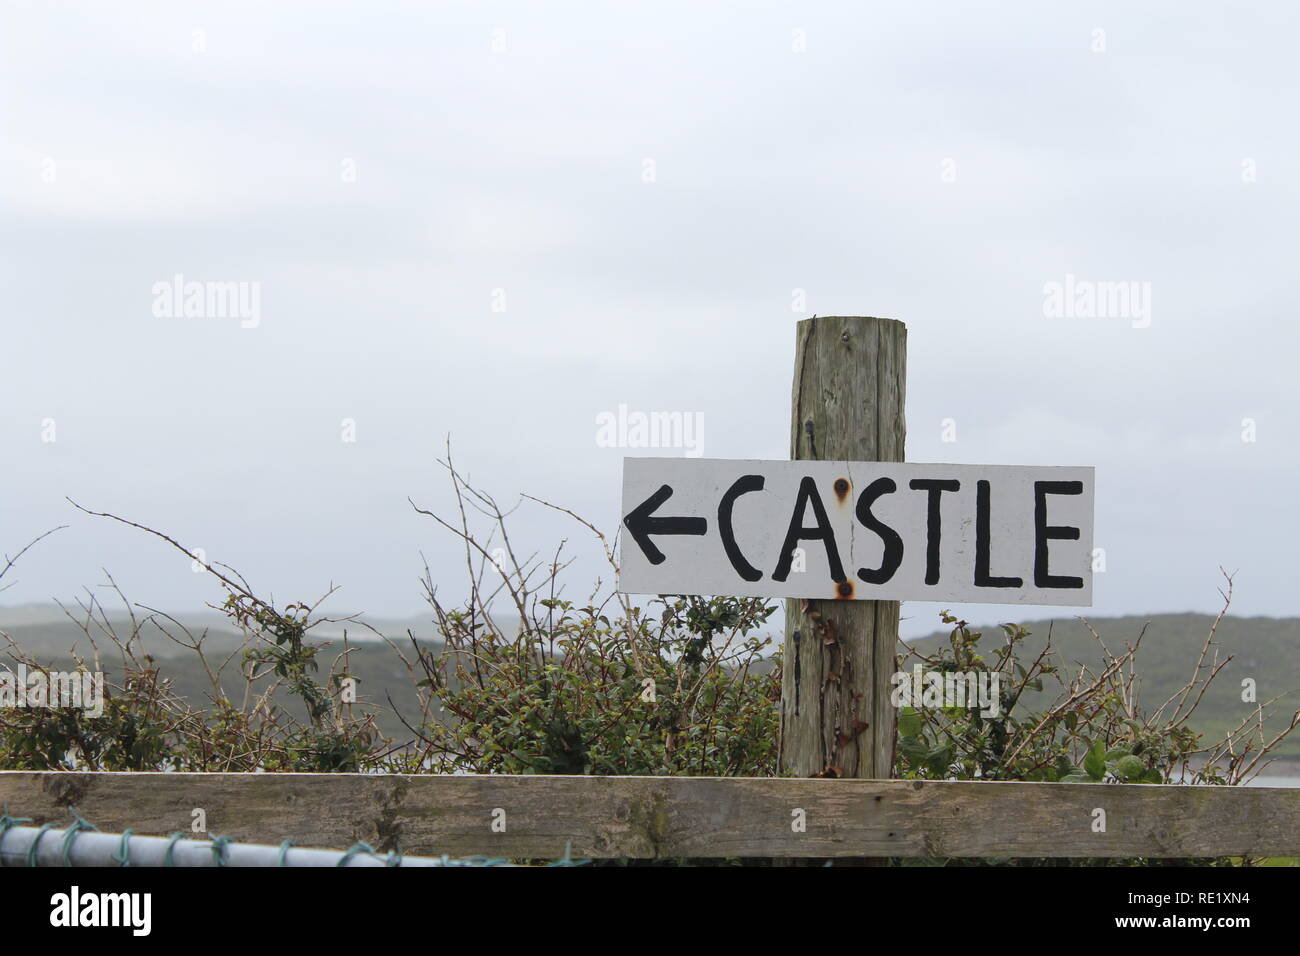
[3,772,1294,859]
[782,316,907,778]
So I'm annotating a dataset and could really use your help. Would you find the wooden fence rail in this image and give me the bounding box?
[3,772,1297,859]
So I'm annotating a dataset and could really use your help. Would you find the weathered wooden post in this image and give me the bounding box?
[780,316,906,779]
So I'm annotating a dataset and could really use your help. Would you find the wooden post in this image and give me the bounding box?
[780,316,906,780]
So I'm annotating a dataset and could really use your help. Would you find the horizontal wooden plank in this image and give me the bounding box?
[0,771,1296,859]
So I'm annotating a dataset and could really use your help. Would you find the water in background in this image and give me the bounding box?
[1244,775,1299,788]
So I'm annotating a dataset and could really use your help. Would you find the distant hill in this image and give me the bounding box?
[904,613,1300,760]
[0,603,444,740]
[0,602,445,658]
[4,604,1298,761]
[0,605,243,659]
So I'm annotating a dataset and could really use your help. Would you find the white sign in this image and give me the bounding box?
[618,458,1094,606]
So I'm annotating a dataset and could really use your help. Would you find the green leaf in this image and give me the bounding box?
[1084,739,1107,780]
[897,707,923,738]
[925,743,955,777]
[1115,755,1146,781]
[899,736,927,761]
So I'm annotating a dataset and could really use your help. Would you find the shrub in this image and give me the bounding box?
[393,461,780,776]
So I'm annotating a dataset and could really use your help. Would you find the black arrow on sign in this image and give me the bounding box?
[623,483,708,565]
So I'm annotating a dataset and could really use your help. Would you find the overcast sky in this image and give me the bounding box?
[2,2,1297,639]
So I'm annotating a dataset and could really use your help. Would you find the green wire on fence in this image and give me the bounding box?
[164,832,185,867]
[113,829,135,867]
[0,804,32,844]
[61,809,97,865]
[208,834,233,867]
[26,822,57,867]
